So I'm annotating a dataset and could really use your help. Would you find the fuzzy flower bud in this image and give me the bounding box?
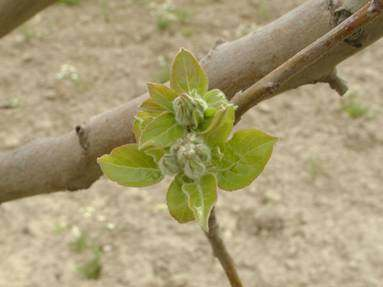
[183,157,207,180]
[160,134,211,180]
[173,91,208,129]
[159,153,180,176]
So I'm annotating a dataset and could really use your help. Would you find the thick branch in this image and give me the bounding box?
[0,0,56,38]
[1,0,383,203]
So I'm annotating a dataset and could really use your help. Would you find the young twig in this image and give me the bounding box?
[205,209,244,287]
[232,0,382,119]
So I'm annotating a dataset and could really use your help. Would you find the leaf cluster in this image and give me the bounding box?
[98,49,277,231]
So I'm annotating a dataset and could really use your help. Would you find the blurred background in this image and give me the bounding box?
[0,0,382,286]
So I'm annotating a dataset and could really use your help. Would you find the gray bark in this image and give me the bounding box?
[0,0,381,203]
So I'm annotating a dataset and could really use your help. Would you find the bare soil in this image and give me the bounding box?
[0,0,382,286]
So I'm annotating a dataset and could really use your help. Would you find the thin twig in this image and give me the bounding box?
[232,0,382,119]
[204,209,244,287]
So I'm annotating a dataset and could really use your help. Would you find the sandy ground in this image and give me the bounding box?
[0,0,382,286]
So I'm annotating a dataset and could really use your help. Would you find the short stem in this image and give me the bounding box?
[204,209,244,287]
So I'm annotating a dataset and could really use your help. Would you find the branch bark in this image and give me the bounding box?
[0,0,56,38]
[232,0,382,118]
[1,0,382,203]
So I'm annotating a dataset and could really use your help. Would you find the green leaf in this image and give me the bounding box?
[133,97,166,142]
[147,83,178,111]
[215,129,277,191]
[140,112,185,149]
[97,144,163,187]
[170,48,208,95]
[201,107,235,147]
[140,98,166,114]
[205,89,228,108]
[144,147,165,162]
[133,109,161,142]
[182,174,217,232]
[167,175,195,223]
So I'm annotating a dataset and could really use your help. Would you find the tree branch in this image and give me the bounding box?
[232,0,382,118]
[1,0,382,203]
[0,0,56,38]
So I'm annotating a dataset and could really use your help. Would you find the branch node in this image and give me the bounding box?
[334,8,364,48]
[369,0,383,14]
[328,0,343,26]
[322,70,349,96]
[265,81,280,95]
[214,38,226,49]
[75,125,90,152]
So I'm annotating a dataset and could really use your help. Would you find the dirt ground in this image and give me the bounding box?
[0,0,382,286]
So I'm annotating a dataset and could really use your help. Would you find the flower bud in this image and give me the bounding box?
[184,157,207,180]
[159,153,180,176]
[173,91,207,129]
[160,134,212,179]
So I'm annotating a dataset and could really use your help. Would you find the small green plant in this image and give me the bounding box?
[59,0,81,5]
[56,64,80,83]
[151,1,191,31]
[18,24,35,42]
[98,49,276,231]
[69,231,88,253]
[0,97,21,109]
[76,247,102,280]
[256,0,271,22]
[341,91,371,119]
[99,0,110,22]
[53,217,106,280]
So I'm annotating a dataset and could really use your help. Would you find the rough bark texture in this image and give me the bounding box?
[0,0,56,38]
[0,0,382,203]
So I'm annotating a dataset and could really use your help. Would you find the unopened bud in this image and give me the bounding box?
[173,91,207,129]
[184,157,207,180]
[160,134,212,179]
[159,153,180,176]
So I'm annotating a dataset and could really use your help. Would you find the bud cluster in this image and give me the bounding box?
[173,90,208,130]
[159,133,211,180]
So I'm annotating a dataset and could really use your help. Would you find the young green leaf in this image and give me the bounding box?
[215,129,277,191]
[201,107,235,147]
[167,175,195,223]
[147,83,178,111]
[182,173,217,232]
[133,97,167,141]
[97,144,163,187]
[205,89,228,108]
[133,109,162,142]
[140,98,166,114]
[140,112,185,149]
[170,48,208,95]
[144,147,165,162]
